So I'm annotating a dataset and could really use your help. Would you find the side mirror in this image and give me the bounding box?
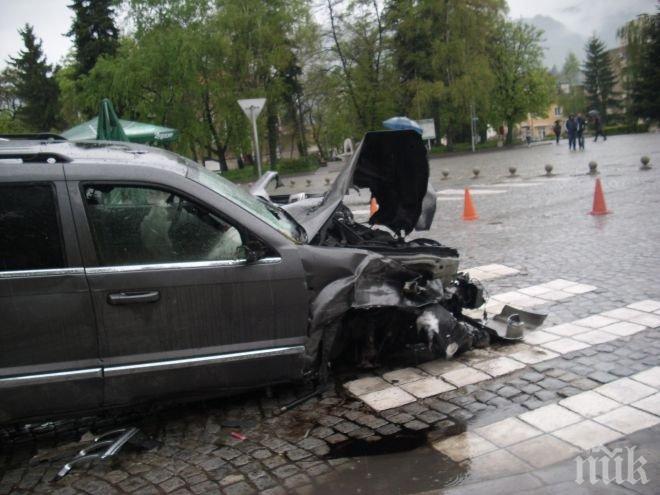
[236,246,257,263]
[236,242,265,263]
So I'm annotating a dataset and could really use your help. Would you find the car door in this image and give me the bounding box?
[0,163,101,423]
[66,171,310,407]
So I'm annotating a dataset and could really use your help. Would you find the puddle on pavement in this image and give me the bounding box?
[314,435,469,495]
[317,430,469,494]
[326,430,428,458]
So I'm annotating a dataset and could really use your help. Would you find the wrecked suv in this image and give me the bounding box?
[0,131,487,424]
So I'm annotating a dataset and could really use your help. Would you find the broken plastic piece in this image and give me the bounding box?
[486,305,548,341]
[230,431,246,441]
[54,427,142,481]
[496,305,547,327]
[505,314,524,339]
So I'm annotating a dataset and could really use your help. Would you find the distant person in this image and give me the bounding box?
[593,116,607,142]
[525,128,532,146]
[576,113,586,150]
[565,114,577,151]
[553,120,562,144]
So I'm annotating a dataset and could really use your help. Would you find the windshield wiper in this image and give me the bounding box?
[257,197,283,219]
[282,208,308,243]
[256,197,307,243]
[297,224,308,243]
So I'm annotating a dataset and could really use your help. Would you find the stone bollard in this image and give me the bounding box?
[588,161,598,174]
[472,168,480,178]
[545,164,553,176]
[290,180,295,187]
[441,170,449,179]
[306,179,312,187]
[325,177,331,185]
[640,156,651,170]
[508,166,517,176]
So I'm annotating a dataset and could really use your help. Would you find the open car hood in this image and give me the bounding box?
[282,130,436,241]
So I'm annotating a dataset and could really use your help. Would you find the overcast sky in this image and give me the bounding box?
[507,0,657,43]
[0,0,657,69]
[0,0,74,67]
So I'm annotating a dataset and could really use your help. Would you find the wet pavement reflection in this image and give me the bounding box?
[317,433,469,494]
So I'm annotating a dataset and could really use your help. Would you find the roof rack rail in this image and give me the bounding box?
[0,152,72,163]
[0,133,68,141]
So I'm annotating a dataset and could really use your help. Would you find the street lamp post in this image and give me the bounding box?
[249,106,262,176]
[470,103,478,153]
[238,98,267,177]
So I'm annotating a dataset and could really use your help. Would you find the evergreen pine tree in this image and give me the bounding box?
[67,0,119,76]
[7,24,60,131]
[561,52,581,86]
[582,36,619,118]
[632,13,660,121]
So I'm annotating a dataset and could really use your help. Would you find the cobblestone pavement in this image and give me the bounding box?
[1,134,660,495]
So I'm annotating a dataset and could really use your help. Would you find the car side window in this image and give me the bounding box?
[0,184,65,271]
[82,184,244,266]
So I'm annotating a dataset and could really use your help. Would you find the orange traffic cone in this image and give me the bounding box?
[369,197,379,217]
[462,188,479,221]
[589,178,611,216]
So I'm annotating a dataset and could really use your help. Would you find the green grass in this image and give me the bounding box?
[602,123,650,136]
[430,139,501,155]
[219,166,259,183]
[219,155,321,183]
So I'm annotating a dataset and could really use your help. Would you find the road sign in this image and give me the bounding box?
[417,118,436,150]
[238,98,266,119]
[238,98,267,176]
[417,119,436,141]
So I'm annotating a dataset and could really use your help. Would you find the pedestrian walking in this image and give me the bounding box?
[553,120,561,144]
[593,116,607,142]
[576,113,586,150]
[525,128,532,147]
[565,114,577,151]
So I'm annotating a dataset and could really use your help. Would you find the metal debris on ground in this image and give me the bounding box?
[53,427,157,481]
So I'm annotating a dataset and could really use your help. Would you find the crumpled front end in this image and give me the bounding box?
[256,130,542,375]
[299,245,490,376]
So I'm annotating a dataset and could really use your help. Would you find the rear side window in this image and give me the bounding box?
[0,184,65,271]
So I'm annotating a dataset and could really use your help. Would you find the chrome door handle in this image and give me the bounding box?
[107,290,160,305]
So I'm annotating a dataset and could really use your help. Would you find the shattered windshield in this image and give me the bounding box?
[189,166,305,243]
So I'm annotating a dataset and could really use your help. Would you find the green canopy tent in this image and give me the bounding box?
[97,98,128,141]
[62,99,178,144]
